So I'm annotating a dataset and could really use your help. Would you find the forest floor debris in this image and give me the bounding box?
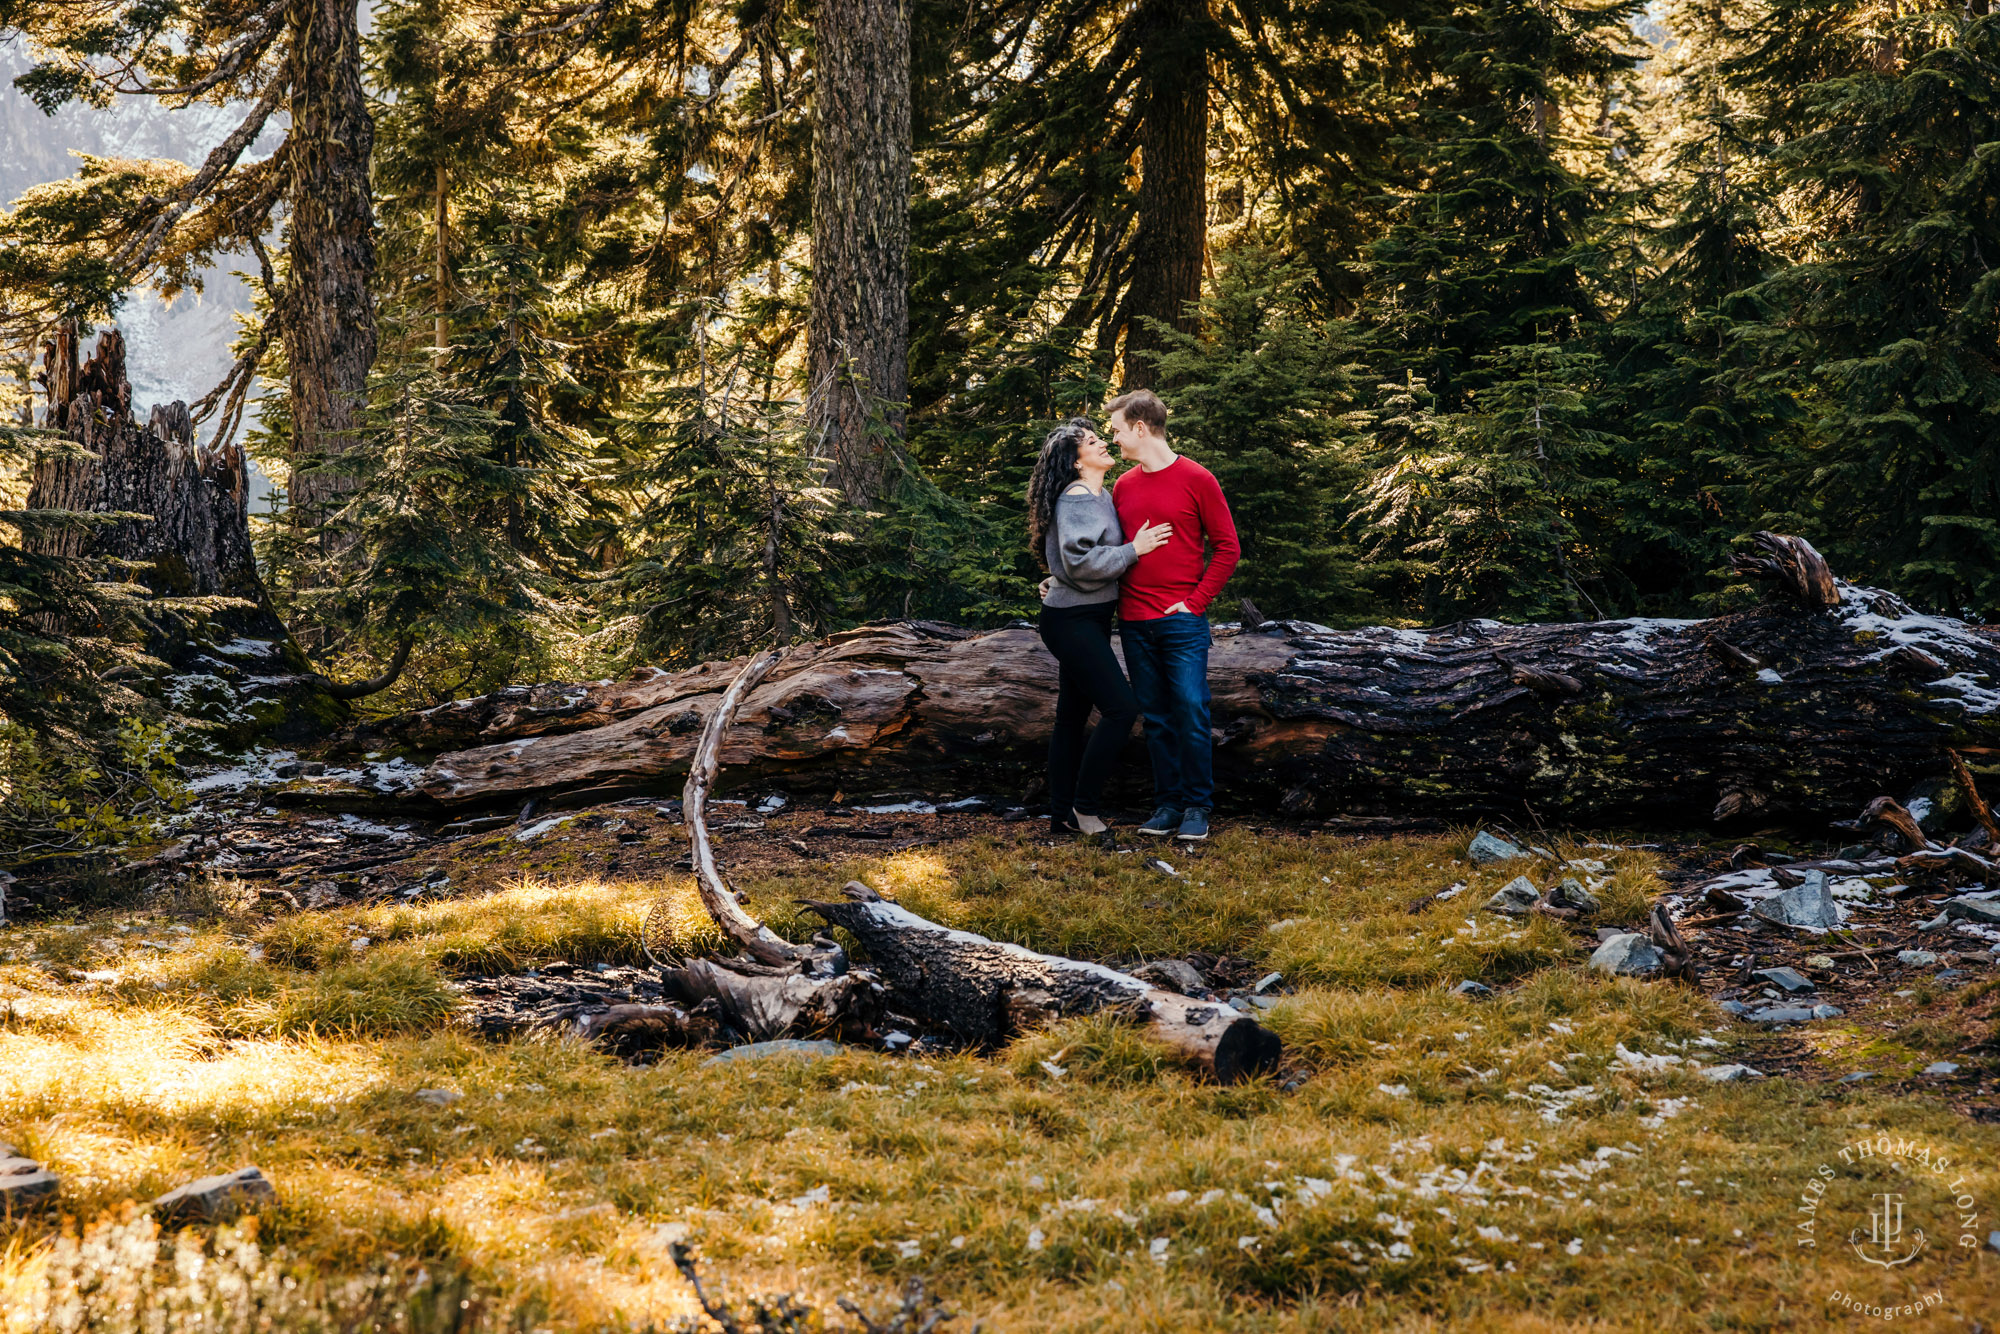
[4,794,1999,1328]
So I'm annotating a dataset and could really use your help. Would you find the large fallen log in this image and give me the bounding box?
[651,650,1284,1082]
[345,534,2000,824]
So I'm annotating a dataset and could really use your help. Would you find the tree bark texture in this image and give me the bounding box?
[30,326,275,623]
[806,880,1283,1082]
[339,541,2000,826]
[807,0,911,507]
[282,0,379,519]
[1119,0,1211,391]
[27,325,348,741]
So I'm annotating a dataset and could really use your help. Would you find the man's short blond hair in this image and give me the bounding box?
[1106,388,1167,435]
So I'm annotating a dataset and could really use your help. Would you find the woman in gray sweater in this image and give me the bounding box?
[1026,419,1172,835]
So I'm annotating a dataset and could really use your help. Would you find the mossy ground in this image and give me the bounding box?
[3,825,1996,1330]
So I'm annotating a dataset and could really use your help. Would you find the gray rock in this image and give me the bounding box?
[1547,877,1600,914]
[413,1088,461,1107]
[1596,926,1623,943]
[1989,1230,2000,1255]
[1133,959,1208,995]
[1751,966,1815,994]
[1467,831,1527,865]
[1750,871,1843,930]
[0,1140,58,1210]
[701,1039,843,1066]
[1253,971,1283,994]
[1923,1060,1961,1076]
[151,1166,275,1222]
[1248,995,1277,1011]
[1529,845,1556,861]
[1938,896,2000,926]
[1452,980,1493,999]
[881,1030,913,1052]
[1484,876,1542,916]
[1811,1004,1843,1019]
[1747,1006,1817,1024]
[1719,1000,1749,1015]
[1702,1063,1765,1083]
[1897,949,1938,967]
[1588,933,1665,977]
[1837,1071,1876,1084]
[1938,969,1966,981]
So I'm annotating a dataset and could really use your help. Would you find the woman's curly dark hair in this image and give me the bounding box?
[1026,417,1095,571]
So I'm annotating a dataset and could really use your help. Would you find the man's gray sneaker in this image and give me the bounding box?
[1138,806,1183,836]
[1176,808,1210,841]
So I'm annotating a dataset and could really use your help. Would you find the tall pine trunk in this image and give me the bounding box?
[807,0,910,508]
[1120,0,1210,391]
[283,0,379,519]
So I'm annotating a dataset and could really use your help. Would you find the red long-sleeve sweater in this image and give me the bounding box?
[1111,455,1240,620]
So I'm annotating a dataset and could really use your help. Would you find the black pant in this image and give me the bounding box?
[1038,602,1139,820]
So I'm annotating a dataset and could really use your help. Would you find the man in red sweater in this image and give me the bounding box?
[1107,388,1239,840]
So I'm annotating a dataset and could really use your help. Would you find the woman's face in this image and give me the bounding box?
[1074,429,1115,473]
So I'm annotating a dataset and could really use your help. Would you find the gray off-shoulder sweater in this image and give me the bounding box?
[1043,487,1137,608]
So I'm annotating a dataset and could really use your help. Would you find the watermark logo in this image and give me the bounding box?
[1796,1133,1983,1321]
[1852,1191,1924,1268]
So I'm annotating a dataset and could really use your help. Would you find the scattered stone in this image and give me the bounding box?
[1133,959,1208,995]
[1747,1006,1817,1024]
[1719,1000,1749,1016]
[1811,1004,1843,1019]
[1588,933,1665,977]
[0,1140,58,1210]
[1452,980,1493,999]
[1804,954,1836,971]
[1937,897,2000,926]
[700,1039,843,1067]
[1751,966,1815,994]
[1484,876,1542,916]
[413,1089,461,1107]
[1466,831,1527,865]
[151,1166,276,1223]
[1923,1061,1961,1076]
[1528,845,1556,861]
[1750,871,1843,930]
[1937,969,1966,981]
[1897,949,1939,967]
[1143,857,1182,879]
[881,1031,914,1052]
[1248,995,1277,1011]
[1837,1072,1876,1084]
[1702,1064,1765,1083]
[1265,918,1305,933]
[1253,971,1284,994]
[1546,877,1600,914]
[1595,926,1622,943]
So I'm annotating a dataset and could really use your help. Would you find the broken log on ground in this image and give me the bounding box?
[335,533,2000,826]
[643,651,1284,1082]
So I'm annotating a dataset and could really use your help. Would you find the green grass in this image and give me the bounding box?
[3,829,1996,1331]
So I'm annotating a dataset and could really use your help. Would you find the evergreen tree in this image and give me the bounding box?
[1143,246,1372,624]
[1353,0,1643,621]
[1725,2,2000,615]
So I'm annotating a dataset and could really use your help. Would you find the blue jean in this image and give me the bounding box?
[1119,612,1213,811]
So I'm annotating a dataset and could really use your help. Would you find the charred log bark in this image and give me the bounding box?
[355,535,2000,826]
[806,880,1282,1083]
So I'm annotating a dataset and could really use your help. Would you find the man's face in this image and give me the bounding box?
[1108,409,1149,460]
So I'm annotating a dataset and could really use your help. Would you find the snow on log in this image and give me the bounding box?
[343,536,2000,824]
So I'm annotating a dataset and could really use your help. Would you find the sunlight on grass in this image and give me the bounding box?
[4,828,1999,1330]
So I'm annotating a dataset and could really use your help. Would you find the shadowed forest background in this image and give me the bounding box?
[4,0,2000,818]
